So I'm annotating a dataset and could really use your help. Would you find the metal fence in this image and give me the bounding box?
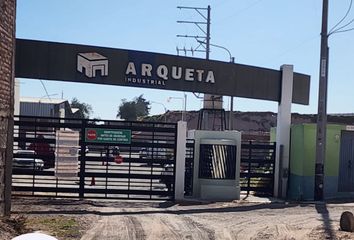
[184,139,195,196]
[12,116,177,200]
[240,141,276,196]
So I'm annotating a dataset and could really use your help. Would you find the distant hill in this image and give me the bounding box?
[142,111,354,140]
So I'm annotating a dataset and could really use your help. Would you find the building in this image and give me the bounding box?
[19,97,80,118]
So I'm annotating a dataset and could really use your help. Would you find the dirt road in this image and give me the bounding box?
[11,198,354,240]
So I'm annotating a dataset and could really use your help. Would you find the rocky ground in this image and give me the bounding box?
[3,197,354,240]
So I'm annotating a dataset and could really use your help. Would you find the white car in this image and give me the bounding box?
[13,150,44,170]
[139,147,172,165]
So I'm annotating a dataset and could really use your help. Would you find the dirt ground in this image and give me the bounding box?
[5,196,354,240]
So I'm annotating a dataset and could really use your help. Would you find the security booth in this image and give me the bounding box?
[287,123,354,200]
[188,130,241,200]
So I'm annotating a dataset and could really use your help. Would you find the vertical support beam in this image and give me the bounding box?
[315,0,329,201]
[0,0,16,216]
[274,64,294,198]
[79,120,86,199]
[206,5,210,60]
[229,97,234,130]
[202,5,211,130]
[175,121,187,201]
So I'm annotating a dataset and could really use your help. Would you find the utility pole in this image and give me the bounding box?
[177,5,226,130]
[315,0,329,201]
[206,5,211,60]
[176,6,210,56]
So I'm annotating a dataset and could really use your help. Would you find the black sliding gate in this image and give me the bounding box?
[240,141,276,196]
[12,116,177,200]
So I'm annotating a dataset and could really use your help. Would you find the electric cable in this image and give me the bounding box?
[260,34,319,65]
[214,0,264,24]
[329,0,354,36]
[40,80,52,101]
[329,0,352,34]
[330,26,354,35]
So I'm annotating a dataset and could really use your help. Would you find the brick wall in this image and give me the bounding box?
[0,0,16,216]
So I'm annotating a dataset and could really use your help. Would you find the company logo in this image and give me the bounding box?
[77,52,108,78]
[124,62,215,87]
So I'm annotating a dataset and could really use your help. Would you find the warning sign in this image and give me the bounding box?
[85,128,131,144]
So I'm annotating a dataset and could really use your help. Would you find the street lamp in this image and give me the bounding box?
[151,101,168,122]
[167,93,187,121]
[197,40,234,63]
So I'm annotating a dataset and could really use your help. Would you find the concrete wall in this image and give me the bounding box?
[0,0,16,216]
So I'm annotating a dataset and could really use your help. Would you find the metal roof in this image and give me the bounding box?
[20,97,67,104]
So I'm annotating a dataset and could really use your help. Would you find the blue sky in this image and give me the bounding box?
[16,0,354,119]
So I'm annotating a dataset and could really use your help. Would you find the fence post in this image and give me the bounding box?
[247,141,252,196]
[79,120,86,199]
[175,121,187,201]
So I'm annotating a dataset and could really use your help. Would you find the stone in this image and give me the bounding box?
[340,211,354,232]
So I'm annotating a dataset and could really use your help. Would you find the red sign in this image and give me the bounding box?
[86,129,97,140]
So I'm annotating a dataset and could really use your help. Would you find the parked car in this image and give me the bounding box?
[13,150,44,170]
[28,135,55,168]
[139,147,173,166]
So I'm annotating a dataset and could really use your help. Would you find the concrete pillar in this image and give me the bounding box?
[274,65,294,198]
[174,121,187,200]
[14,79,20,116]
[0,0,16,216]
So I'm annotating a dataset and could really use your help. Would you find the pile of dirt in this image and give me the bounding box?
[0,216,28,240]
[0,214,89,240]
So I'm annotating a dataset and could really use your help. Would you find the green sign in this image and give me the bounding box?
[85,128,131,144]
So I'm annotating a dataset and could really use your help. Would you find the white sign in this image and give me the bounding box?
[124,62,215,87]
[346,125,354,131]
[55,130,80,178]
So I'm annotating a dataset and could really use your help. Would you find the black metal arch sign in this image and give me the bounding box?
[15,39,310,105]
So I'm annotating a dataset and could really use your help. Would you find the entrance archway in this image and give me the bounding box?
[14,38,311,199]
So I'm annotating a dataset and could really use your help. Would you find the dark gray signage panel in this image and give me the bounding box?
[15,39,310,105]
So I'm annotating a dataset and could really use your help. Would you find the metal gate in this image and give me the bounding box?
[338,131,354,192]
[184,139,195,196]
[240,141,276,196]
[12,116,177,200]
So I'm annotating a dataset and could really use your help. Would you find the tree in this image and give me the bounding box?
[117,95,150,121]
[70,98,93,119]
[135,95,150,117]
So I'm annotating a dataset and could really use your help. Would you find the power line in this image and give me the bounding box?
[39,80,52,101]
[329,0,352,34]
[329,0,354,36]
[260,34,320,65]
[330,26,354,35]
[330,18,354,35]
[214,0,264,24]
